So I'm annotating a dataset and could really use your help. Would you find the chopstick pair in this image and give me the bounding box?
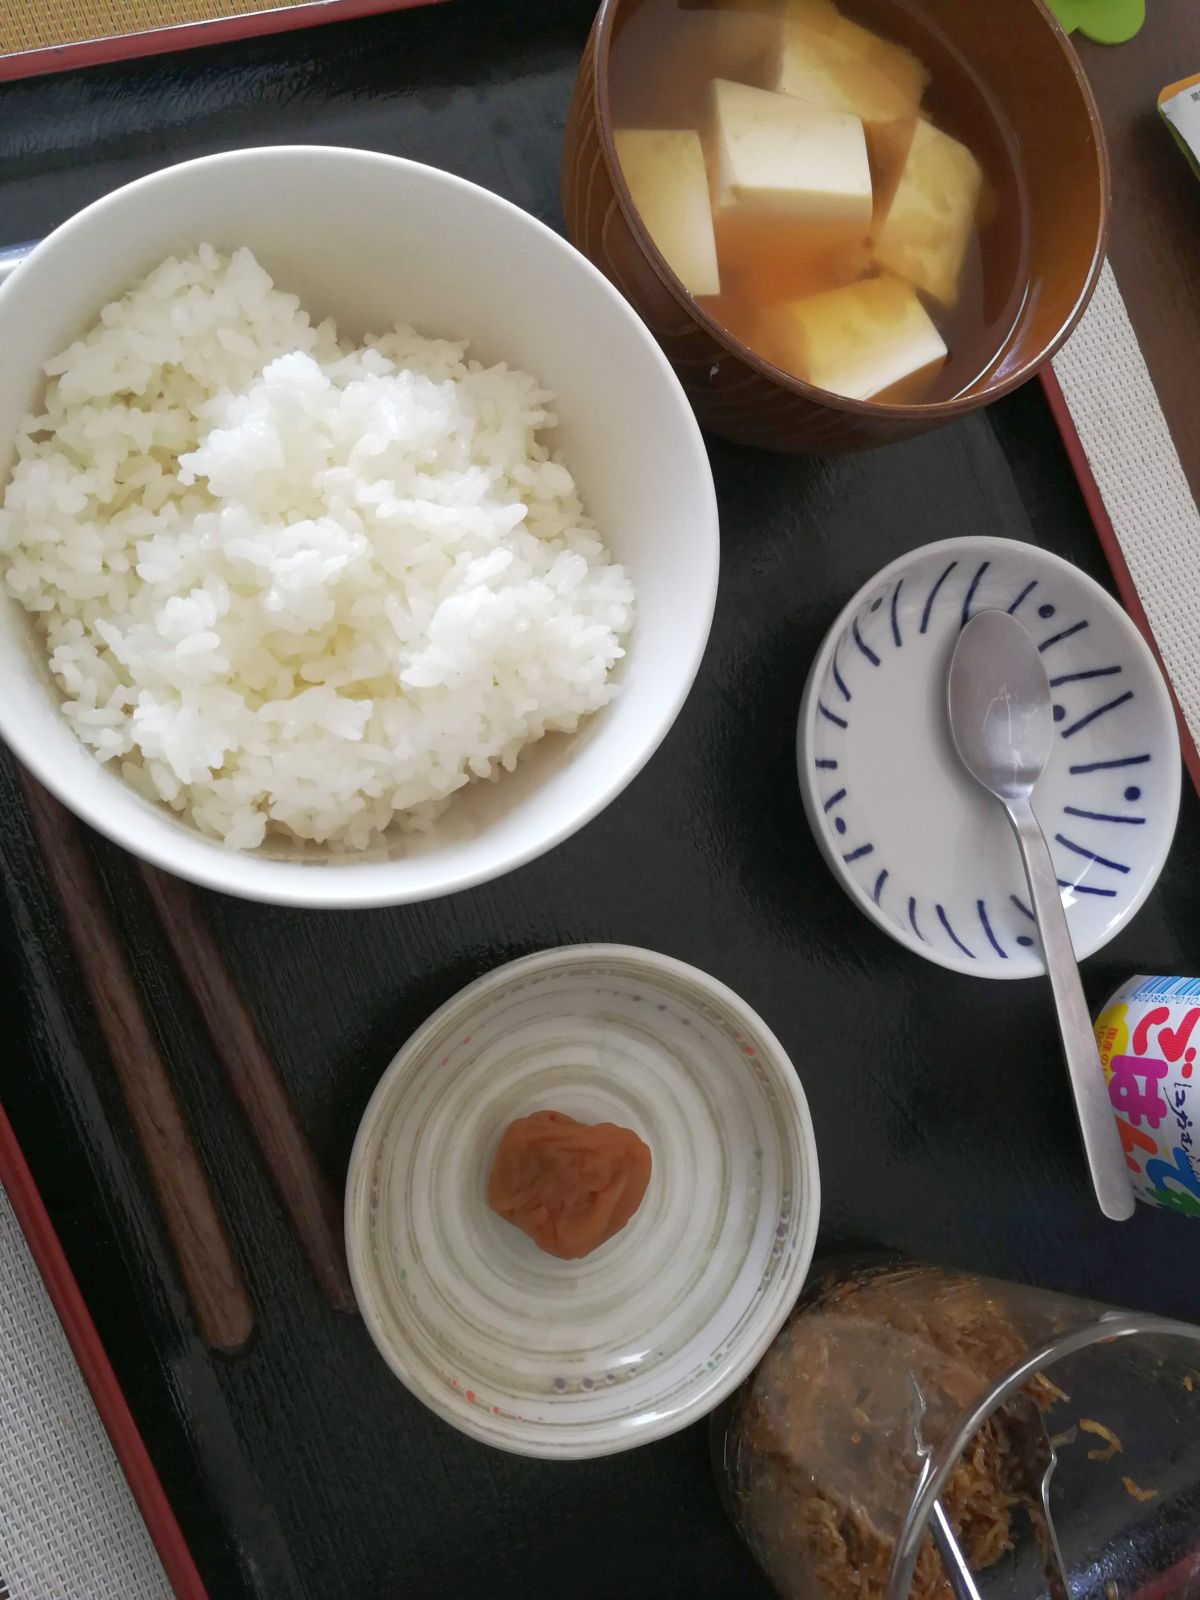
[19,773,355,1353]
[140,861,357,1318]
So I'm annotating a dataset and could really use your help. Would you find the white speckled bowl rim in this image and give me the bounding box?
[344,944,821,1458]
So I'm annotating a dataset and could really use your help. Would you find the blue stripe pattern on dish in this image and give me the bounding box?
[809,549,1163,971]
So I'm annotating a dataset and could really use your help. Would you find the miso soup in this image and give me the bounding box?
[609,0,1029,405]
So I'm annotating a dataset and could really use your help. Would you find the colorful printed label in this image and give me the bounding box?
[1095,976,1200,1218]
[1160,73,1200,182]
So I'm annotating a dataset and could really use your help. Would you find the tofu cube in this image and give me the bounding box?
[731,3,924,211]
[772,13,926,129]
[672,2,785,97]
[827,15,928,105]
[716,220,871,308]
[615,129,721,298]
[704,0,839,40]
[872,116,983,306]
[707,0,790,81]
[865,116,917,220]
[708,78,872,227]
[778,0,841,26]
[756,274,947,400]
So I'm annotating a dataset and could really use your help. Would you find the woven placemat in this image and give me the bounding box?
[2,0,317,55]
[1051,259,1200,772]
[0,1186,171,1600]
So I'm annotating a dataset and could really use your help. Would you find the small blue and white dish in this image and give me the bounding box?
[798,537,1181,979]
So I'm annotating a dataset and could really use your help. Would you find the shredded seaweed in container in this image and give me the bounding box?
[726,1266,1060,1600]
[1080,1419,1122,1462]
[1031,1373,1070,1406]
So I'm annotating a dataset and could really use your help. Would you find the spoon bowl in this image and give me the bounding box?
[948,610,1054,802]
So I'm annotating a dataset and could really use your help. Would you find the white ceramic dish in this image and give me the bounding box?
[345,945,820,1458]
[0,146,718,908]
[798,537,1181,979]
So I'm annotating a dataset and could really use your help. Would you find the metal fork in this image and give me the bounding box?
[998,1393,1073,1600]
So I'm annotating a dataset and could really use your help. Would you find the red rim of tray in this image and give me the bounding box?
[0,1102,209,1600]
[0,0,446,83]
[1039,367,1200,799]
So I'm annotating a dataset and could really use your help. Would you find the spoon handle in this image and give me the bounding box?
[1006,798,1135,1222]
[930,1499,983,1600]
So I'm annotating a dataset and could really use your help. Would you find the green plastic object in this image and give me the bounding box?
[1046,0,1146,43]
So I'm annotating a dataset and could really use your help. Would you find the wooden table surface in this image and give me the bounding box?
[1,5,1199,1599]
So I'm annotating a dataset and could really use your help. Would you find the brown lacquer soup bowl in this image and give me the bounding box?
[562,0,1109,452]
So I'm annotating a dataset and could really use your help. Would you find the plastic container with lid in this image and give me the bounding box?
[715,1260,1200,1600]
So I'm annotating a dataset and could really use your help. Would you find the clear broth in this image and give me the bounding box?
[609,0,1031,404]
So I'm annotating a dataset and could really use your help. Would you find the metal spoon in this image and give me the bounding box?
[910,1375,984,1600]
[929,1498,984,1600]
[947,609,1134,1222]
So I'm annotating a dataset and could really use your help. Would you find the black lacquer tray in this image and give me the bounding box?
[2,3,1199,1596]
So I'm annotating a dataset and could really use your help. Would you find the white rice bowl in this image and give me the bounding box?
[0,246,635,852]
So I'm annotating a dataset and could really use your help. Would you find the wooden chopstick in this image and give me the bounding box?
[18,774,255,1354]
[140,865,357,1315]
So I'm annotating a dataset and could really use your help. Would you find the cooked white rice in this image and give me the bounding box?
[0,246,634,851]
